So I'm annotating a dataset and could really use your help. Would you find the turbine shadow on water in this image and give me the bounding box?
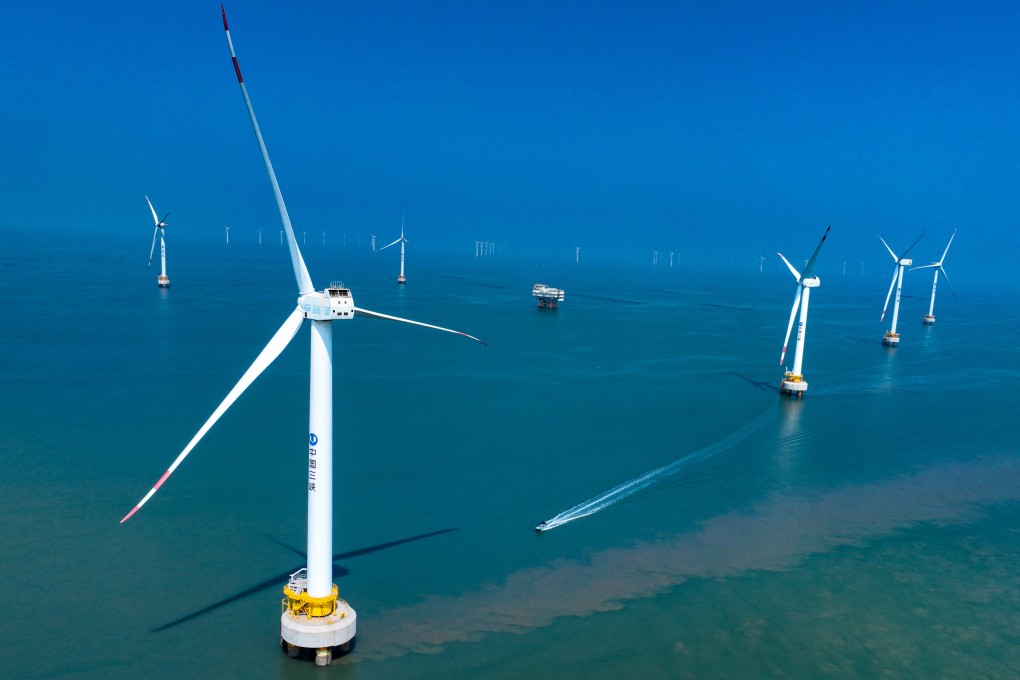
[151,528,456,632]
[729,370,780,394]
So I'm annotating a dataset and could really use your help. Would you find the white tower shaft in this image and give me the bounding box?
[160,234,167,279]
[891,264,904,334]
[928,269,939,317]
[399,241,405,278]
[307,319,333,598]
[791,286,810,377]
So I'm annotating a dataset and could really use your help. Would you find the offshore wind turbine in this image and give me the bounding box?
[257,228,262,245]
[911,228,958,325]
[121,8,484,665]
[878,231,925,346]
[379,217,409,284]
[225,224,230,244]
[776,225,830,397]
[145,196,171,288]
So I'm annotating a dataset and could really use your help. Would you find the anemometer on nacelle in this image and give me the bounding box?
[299,287,354,320]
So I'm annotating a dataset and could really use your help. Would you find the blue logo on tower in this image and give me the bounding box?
[309,433,318,446]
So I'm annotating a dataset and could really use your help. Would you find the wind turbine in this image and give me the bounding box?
[911,228,958,325]
[776,225,830,397]
[379,217,409,284]
[257,228,263,245]
[145,196,171,288]
[575,246,580,263]
[878,230,925,346]
[121,8,484,665]
[371,234,376,252]
[225,224,230,244]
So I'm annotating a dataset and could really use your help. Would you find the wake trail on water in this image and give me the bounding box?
[537,409,773,531]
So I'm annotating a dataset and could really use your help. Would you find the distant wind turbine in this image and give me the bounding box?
[878,230,925,346]
[379,217,409,284]
[777,226,830,397]
[910,228,958,325]
[145,195,171,288]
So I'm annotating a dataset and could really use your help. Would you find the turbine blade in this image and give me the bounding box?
[222,6,315,296]
[776,252,801,281]
[379,237,401,251]
[801,225,830,278]
[880,267,898,321]
[939,266,958,298]
[900,229,925,259]
[878,235,899,262]
[120,306,305,523]
[160,211,171,226]
[940,228,957,263]
[353,307,486,345]
[145,195,160,226]
[909,263,937,272]
[780,287,803,366]
[148,226,159,267]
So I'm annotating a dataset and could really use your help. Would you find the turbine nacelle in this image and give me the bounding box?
[899,258,912,267]
[299,287,355,321]
[802,277,820,288]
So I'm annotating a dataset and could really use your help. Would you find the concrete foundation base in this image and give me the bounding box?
[922,315,935,325]
[882,331,900,346]
[780,376,808,397]
[280,600,356,664]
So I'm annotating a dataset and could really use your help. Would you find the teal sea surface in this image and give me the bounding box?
[2,233,1019,679]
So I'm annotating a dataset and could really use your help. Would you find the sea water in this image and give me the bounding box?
[1,232,1018,679]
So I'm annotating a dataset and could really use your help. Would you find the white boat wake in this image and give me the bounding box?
[536,409,773,531]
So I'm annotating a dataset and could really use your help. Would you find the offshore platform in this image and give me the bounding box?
[533,284,565,309]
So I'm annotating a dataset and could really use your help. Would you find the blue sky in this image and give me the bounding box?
[1,1,1017,282]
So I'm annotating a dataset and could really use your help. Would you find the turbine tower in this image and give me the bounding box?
[380,217,409,284]
[911,228,958,325]
[776,225,830,397]
[575,246,580,263]
[225,224,230,244]
[122,9,484,666]
[145,196,171,288]
[257,228,263,245]
[878,231,925,346]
